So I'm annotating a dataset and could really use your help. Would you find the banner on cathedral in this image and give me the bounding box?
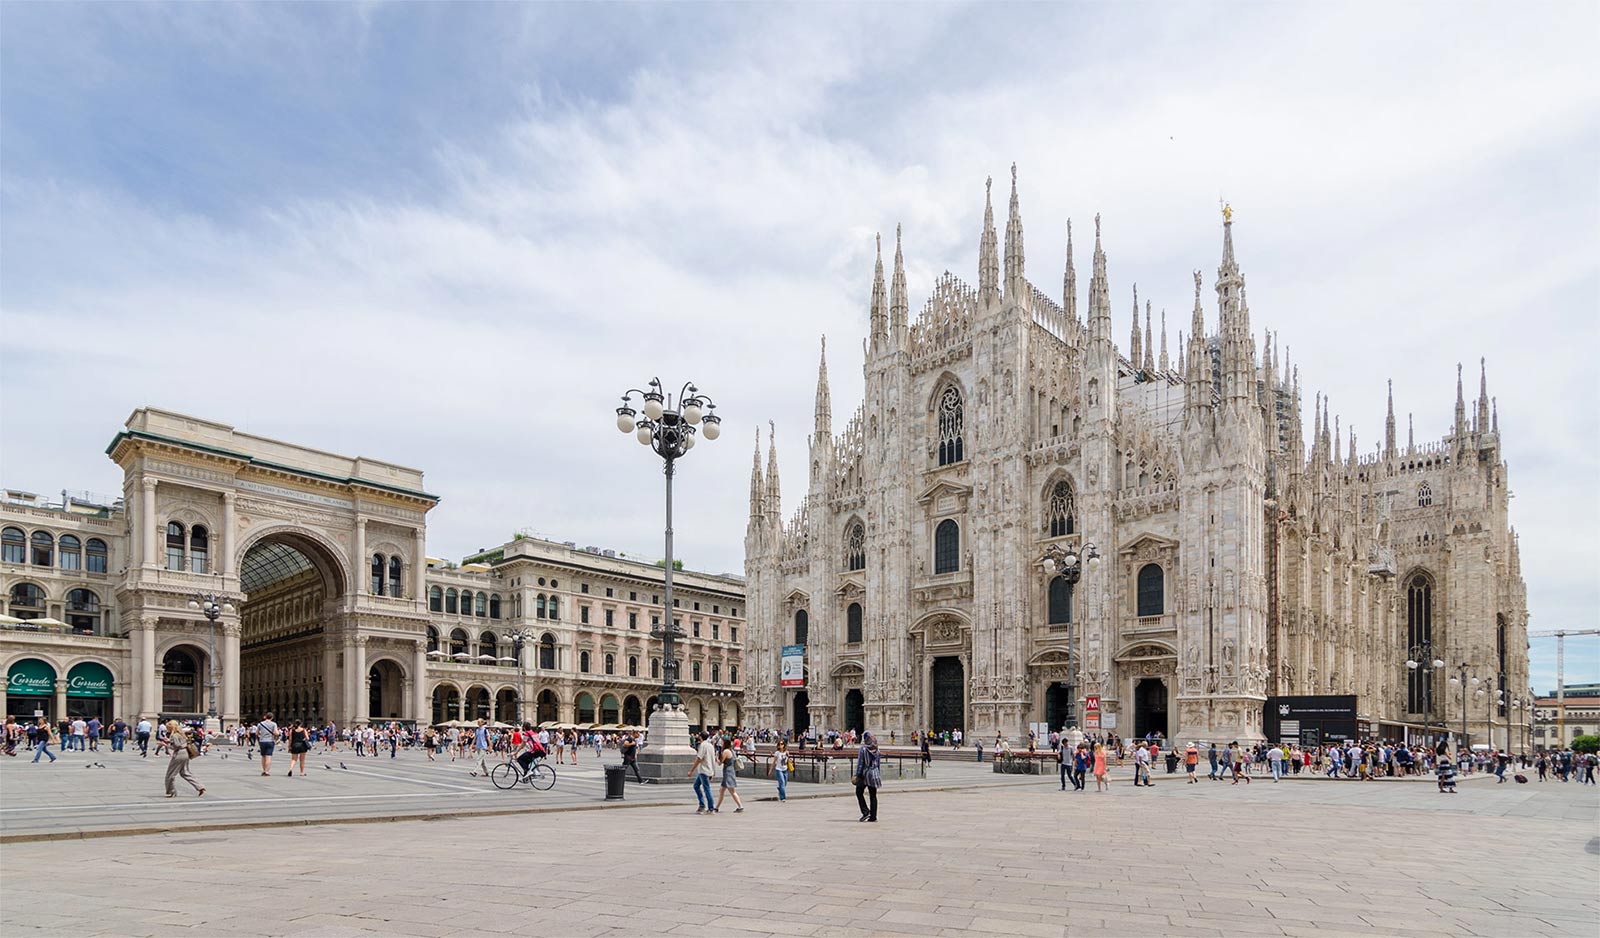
[780,645,805,687]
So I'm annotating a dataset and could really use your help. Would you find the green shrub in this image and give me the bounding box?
[1571,734,1599,754]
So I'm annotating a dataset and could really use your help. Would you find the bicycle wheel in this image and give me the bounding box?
[489,762,520,790]
[529,763,555,790]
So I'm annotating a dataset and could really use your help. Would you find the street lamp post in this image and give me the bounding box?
[508,627,535,725]
[1405,642,1445,746]
[614,377,721,783]
[1037,541,1102,736]
[186,590,233,731]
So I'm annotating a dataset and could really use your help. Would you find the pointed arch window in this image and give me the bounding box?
[2,527,24,564]
[1406,573,1434,713]
[934,519,960,574]
[1417,482,1433,507]
[845,521,866,572]
[389,556,404,598]
[846,602,863,644]
[86,538,108,574]
[1046,479,1076,537]
[59,534,82,571]
[794,609,808,645]
[937,386,965,466]
[164,523,184,571]
[1048,575,1074,625]
[1136,563,1164,617]
[189,526,209,574]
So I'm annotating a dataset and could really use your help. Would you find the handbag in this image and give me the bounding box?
[186,744,200,759]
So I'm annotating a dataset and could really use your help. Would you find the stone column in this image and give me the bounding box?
[352,635,369,724]
[322,636,341,726]
[221,492,236,577]
[141,478,158,568]
[54,679,68,722]
[139,616,159,718]
[222,622,242,723]
[412,641,428,723]
[412,529,427,603]
[354,519,367,594]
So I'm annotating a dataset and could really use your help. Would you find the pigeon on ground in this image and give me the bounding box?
[323,765,331,771]
[340,762,348,770]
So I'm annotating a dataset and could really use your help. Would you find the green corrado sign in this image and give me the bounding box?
[7,659,56,696]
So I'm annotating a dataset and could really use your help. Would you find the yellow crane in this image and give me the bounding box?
[1530,628,1600,743]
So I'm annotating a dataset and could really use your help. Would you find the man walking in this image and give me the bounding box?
[135,717,152,757]
[110,717,127,753]
[688,731,717,814]
[256,712,279,776]
[1267,743,1284,781]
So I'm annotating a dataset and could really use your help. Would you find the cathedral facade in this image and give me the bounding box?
[743,167,1530,748]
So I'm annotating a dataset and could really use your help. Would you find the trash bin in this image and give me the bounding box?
[604,764,627,801]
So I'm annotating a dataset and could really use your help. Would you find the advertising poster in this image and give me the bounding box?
[781,644,805,687]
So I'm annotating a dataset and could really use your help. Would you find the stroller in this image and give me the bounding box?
[1437,760,1458,793]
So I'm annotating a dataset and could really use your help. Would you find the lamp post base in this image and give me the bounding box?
[635,704,698,784]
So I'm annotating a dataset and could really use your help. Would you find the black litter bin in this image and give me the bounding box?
[604,764,627,800]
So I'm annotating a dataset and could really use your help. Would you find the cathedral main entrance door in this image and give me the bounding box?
[1045,682,1074,733]
[844,689,864,735]
[792,691,811,736]
[931,656,964,733]
[1134,678,1168,741]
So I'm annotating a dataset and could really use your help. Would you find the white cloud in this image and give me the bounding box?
[1,3,1596,671]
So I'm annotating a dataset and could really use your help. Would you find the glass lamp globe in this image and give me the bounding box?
[1064,553,1078,568]
[223,602,234,614]
[642,393,665,421]
[1042,557,1056,574]
[616,408,636,433]
[635,425,653,445]
[1089,554,1102,568]
[683,402,703,425]
[682,432,696,450]
[1471,677,1480,685]
[187,600,200,610]
[1406,660,1419,670]
[1450,677,1460,685]
[1432,659,1444,669]
[701,415,721,440]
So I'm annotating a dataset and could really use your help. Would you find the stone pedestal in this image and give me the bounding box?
[636,704,696,784]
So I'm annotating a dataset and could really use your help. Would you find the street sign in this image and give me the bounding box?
[1086,713,1101,730]
[1085,695,1100,713]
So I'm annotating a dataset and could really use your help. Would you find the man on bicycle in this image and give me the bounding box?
[516,723,546,778]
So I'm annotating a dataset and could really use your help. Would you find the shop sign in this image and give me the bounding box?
[67,662,114,699]
[6,658,56,696]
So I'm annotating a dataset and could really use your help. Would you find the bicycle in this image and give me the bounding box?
[490,757,556,791]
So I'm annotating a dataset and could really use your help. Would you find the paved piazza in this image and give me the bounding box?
[2,748,1596,938]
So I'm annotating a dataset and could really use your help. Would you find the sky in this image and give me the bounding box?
[1,2,1596,688]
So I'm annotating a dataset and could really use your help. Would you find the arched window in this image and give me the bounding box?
[86,538,108,574]
[712,663,721,684]
[426,626,440,652]
[937,386,965,466]
[692,661,702,682]
[445,588,458,614]
[548,597,560,621]
[489,594,501,619]
[1136,564,1164,617]
[188,526,209,573]
[604,653,615,675]
[934,519,959,574]
[730,664,738,685]
[846,602,863,643]
[1048,575,1074,625]
[1417,482,1433,507]
[480,631,499,659]
[539,633,556,670]
[1,527,24,564]
[9,582,45,618]
[66,588,101,633]
[1046,480,1075,537]
[536,595,546,619]
[58,534,82,571]
[845,521,866,571]
[429,586,443,613]
[163,523,183,570]
[794,609,808,645]
[389,556,404,598]
[371,554,386,595]
[628,655,638,677]
[580,651,592,673]
[1406,573,1434,713]
[652,658,661,679]
[449,628,469,656]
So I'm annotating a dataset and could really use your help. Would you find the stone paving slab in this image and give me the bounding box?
[2,763,1594,938]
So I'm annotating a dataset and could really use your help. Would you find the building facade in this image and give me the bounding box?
[1532,696,1599,750]
[743,168,1530,747]
[2,408,744,730]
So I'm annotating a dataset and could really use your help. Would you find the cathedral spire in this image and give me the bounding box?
[749,428,763,521]
[1184,271,1212,422]
[1159,309,1170,372]
[1321,395,1332,464]
[1384,380,1396,460]
[1348,424,1357,470]
[978,175,1000,308]
[1062,220,1078,324]
[814,336,831,437]
[765,421,781,517]
[1477,358,1490,433]
[1177,331,1185,378]
[890,224,908,347]
[1454,363,1467,440]
[1003,162,1025,301]
[1143,302,1154,372]
[1492,397,1499,434]
[1087,213,1112,341]
[1215,202,1244,330]
[869,233,887,353]
[1334,415,1342,466]
[1130,285,1143,367]
[1407,412,1415,454]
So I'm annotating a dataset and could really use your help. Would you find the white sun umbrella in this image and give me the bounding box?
[0,614,25,625]
[477,653,497,662]
[497,656,518,664]
[426,649,446,658]
[451,652,471,660]
[31,617,66,628]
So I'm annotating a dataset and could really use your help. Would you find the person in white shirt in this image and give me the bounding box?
[256,713,279,776]
[1267,744,1285,781]
[688,731,717,814]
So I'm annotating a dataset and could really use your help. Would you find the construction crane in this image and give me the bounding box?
[1529,629,1600,742]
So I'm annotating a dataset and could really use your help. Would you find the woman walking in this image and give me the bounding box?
[30,717,57,763]
[714,733,745,813]
[853,731,881,821]
[287,720,311,777]
[163,720,204,798]
[771,739,791,802]
[1092,742,1108,791]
